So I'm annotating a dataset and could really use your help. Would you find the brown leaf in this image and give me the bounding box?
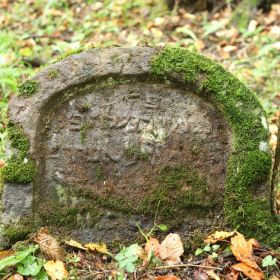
[145,237,160,257]
[268,275,280,280]
[65,239,87,250]
[206,270,220,280]
[33,227,64,261]
[0,159,6,168]
[7,274,23,280]
[230,233,261,271]
[159,233,184,265]
[44,260,68,280]
[248,239,260,249]
[225,269,239,280]
[205,231,236,244]
[0,250,14,260]
[155,276,181,280]
[194,270,209,280]
[231,263,264,280]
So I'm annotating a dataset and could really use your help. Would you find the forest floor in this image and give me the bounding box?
[0,1,279,279]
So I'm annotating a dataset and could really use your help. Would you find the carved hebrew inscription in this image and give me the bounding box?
[41,82,230,205]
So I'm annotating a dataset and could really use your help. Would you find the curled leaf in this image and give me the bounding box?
[84,242,110,255]
[205,231,236,244]
[159,233,184,265]
[155,276,181,280]
[44,260,68,280]
[230,233,261,271]
[145,237,160,257]
[65,239,86,251]
[231,263,264,280]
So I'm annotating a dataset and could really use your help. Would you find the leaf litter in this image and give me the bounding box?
[0,228,279,279]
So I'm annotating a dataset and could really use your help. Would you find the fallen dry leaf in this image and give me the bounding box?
[268,275,280,280]
[159,233,184,265]
[230,233,261,271]
[0,250,14,260]
[231,263,264,280]
[84,242,110,255]
[206,269,220,280]
[33,227,64,261]
[65,239,87,250]
[145,237,160,257]
[44,260,68,280]
[143,237,160,265]
[155,276,181,280]
[205,231,236,244]
[7,274,23,280]
[225,269,239,280]
[0,159,5,168]
[248,238,260,249]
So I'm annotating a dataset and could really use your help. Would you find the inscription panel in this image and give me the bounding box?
[41,82,230,207]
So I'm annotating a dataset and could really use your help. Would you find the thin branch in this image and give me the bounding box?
[153,264,223,271]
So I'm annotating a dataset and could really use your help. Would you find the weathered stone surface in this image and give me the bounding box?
[2,47,275,244]
[2,183,33,224]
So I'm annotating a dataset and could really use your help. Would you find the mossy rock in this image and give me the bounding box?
[3,47,278,247]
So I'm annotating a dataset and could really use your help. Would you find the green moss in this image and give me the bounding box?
[124,144,149,161]
[95,165,104,180]
[48,69,59,80]
[139,164,217,225]
[2,158,36,184]
[38,201,101,229]
[55,48,84,62]
[151,47,278,246]
[3,122,36,184]
[7,122,30,156]
[79,122,91,144]
[4,224,33,243]
[151,47,268,152]
[18,80,39,97]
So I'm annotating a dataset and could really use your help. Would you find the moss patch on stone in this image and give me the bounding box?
[2,122,36,184]
[139,164,218,226]
[124,144,149,161]
[7,122,30,157]
[151,47,279,246]
[48,69,59,80]
[54,48,84,62]
[2,159,36,184]
[18,80,39,97]
[4,224,34,244]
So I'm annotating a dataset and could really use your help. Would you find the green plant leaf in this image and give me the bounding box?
[211,252,218,259]
[262,255,277,267]
[17,255,44,276]
[212,245,220,251]
[195,248,203,256]
[0,245,38,271]
[203,245,211,252]
[157,224,168,232]
[115,244,141,273]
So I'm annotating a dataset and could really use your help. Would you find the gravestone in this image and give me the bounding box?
[1,47,274,244]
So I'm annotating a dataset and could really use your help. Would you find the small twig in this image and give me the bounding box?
[84,269,115,278]
[2,273,13,280]
[153,264,223,271]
